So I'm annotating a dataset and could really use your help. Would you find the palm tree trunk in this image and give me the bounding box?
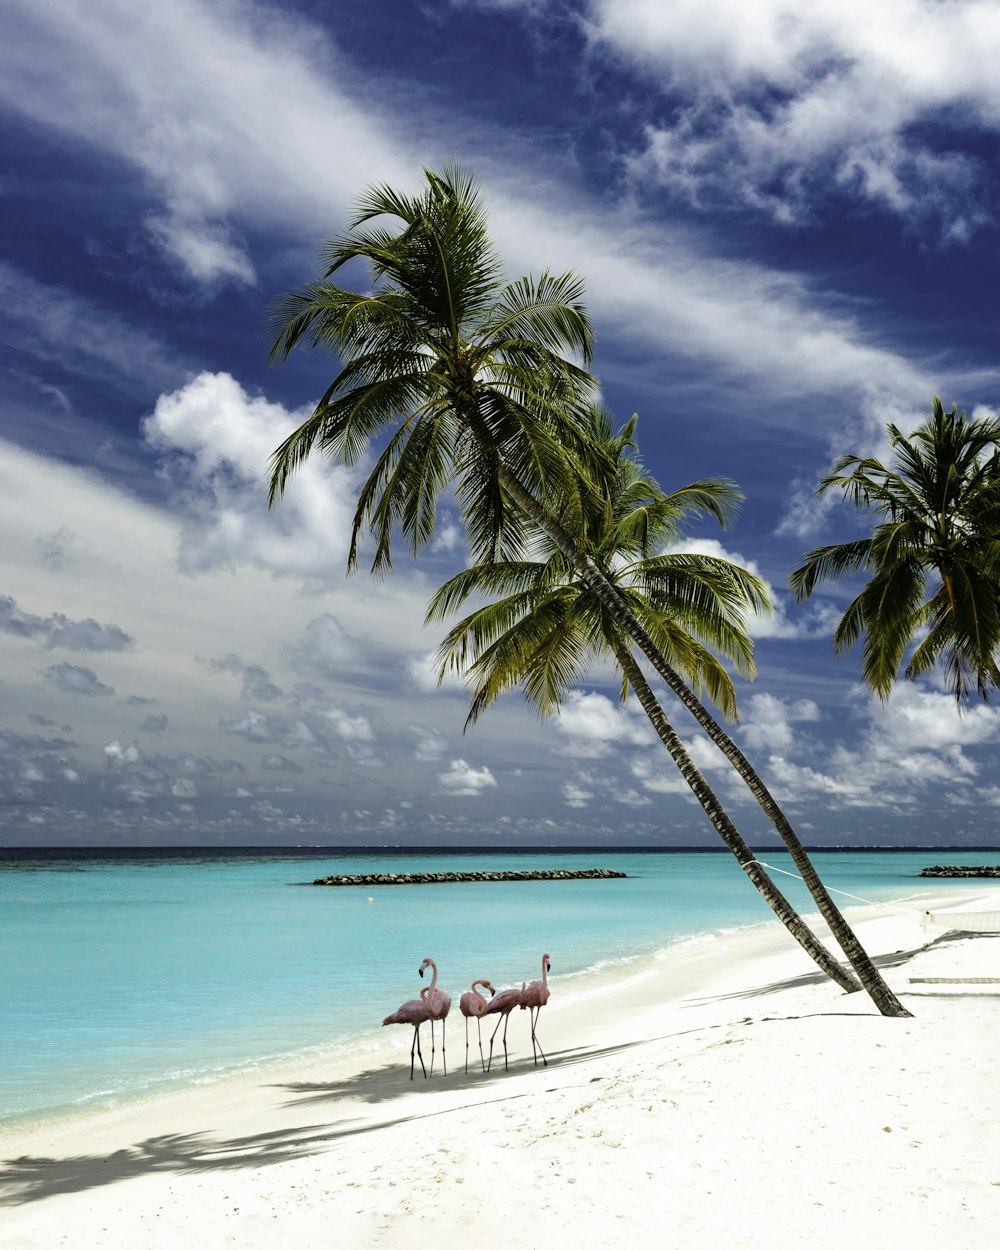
[610,640,861,992]
[498,464,911,1018]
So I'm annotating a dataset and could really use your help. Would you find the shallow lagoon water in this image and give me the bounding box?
[2,845,995,1126]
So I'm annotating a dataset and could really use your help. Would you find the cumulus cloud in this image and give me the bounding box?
[261,753,303,772]
[665,537,841,640]
[42,663,114,697]
[553,690,654,758]
[142,714,169,734]
[320,707,374,743]
[287,615,358,680]
[738,680,1000,813]
[0,595,133,652]
[562,779,594,808]
[438,758,498,795]
[630,754,694,796]
[406,649,468,695]
[0,727,80,803]
[740,693,821,753]
[143,371,360,579]
[220,708,317,749]
[411,725,448,761]
[203,653,283,702]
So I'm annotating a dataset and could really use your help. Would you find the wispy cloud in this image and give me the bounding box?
[588,0,1000,239]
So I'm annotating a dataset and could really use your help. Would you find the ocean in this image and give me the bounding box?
[2,844,996,1129]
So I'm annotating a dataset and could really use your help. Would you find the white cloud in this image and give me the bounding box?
[406,649,468,696]
[611,785,654,807]
[320,707,374,743]
[0,262,183,392]
[145,213,256,286]
[562,779,594,808]
[0,0,962,420]
[740,692,821,753]
[438,758,498,795]
[143,371,359,578]
[590,0,1000,237]
[665,537,839,640]
[43,663,114,697]
[553,690,655,758]
[288,615,358,678]
[0,0,409,282]
[737,680,1000,812]
[411,725,448,761]
[0,595,133,652]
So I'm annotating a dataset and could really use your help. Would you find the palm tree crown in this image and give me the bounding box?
[268,165,598,571]
[429,408,770,725]
[790,398,1000,705]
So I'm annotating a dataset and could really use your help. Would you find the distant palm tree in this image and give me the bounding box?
[268,166,908,1016]
[791,398,1000,705]
[429,410,860,992]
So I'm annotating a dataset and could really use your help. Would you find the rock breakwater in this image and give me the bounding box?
[920,865,1000,878]
[312,868,628,886]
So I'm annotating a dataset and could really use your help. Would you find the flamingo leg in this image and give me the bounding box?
[487,1014,504,1073]
[530,1007,547,1067]
[464,1016,470,1075]
[476,1017,486,1073]
[501,1010,512,1072]
[441,1018,447,1076]
[410,1023,427,1080]
[429,1018,437,1076]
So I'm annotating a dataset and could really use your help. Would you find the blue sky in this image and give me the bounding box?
[3,0,1000,847]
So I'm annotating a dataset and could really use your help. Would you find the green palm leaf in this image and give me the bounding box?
[793,397,1000,705]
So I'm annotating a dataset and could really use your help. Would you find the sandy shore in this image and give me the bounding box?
[2,890,999,1249]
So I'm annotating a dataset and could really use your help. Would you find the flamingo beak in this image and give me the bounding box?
[418,966,425,978]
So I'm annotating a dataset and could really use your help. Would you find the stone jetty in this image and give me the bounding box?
[920,865,1000,878]
[312,867,627,886]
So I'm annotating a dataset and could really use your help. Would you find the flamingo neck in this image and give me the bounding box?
[425,959,438,994]
[540,957,548,990]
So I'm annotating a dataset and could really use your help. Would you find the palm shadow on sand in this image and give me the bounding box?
[272,1036,647,1110]
[0,1039,641,1209]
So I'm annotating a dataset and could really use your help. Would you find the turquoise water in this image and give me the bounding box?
[2,846,996,1127]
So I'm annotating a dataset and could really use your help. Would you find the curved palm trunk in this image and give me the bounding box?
[498,464,911,1018]
[611,641,860,992]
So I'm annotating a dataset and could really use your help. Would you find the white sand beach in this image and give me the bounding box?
[2,891,999,1250]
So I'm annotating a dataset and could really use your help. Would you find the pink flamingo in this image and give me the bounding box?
[418,957,452,1076]
[519,954,551,1067]
[482,981,524,1073]
[382,984,433,1080]
[459,979,495,1074]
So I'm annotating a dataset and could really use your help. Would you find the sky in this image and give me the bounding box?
[3,0,1000,848]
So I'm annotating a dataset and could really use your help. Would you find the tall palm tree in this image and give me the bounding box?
[268,166,908,1016]
[428,410,861,992]
[791,398,1000,705]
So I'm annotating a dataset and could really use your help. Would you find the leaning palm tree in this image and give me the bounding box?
[429,410,861,992]
[268,166,907,1016]
[791,398,1000,705]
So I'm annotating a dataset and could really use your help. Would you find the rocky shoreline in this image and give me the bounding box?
[920,865,1000,878]
[312,867,628,886]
